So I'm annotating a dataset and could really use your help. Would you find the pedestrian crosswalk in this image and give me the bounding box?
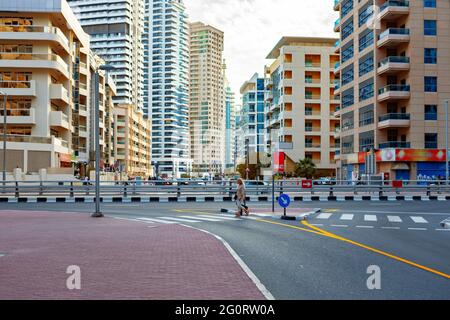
[308,212,444,231]
[115,213,245,225]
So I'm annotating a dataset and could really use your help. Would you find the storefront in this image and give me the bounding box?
[340,148,447,182]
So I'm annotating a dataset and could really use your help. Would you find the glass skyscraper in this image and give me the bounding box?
[143,0,191,178]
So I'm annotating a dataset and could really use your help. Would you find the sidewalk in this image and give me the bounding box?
[0,210,266,300]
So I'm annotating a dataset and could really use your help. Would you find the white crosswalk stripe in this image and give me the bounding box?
[317,213,333,220]
[157,217,201,223]
[136,217,175,224]
[340,214,354,221]
[178,215,223,222]
[410,216,428,224]
[364,215,377,222]
[387,216,402,223]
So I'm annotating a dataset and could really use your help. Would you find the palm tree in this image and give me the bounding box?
[294,158,317,179]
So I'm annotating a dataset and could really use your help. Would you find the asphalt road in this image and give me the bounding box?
[1,201,449,299]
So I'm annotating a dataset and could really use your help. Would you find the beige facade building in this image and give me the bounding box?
[189,22,225,176]
[265,37,341,176]
[334,0,450,181]
[89,54,117,170]
[0,0,93,176]
[113,104,151,178]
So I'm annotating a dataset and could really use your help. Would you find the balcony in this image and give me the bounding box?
[379,141,411,149]
[334,62,341,74]
[377,56,410,75]
[378,84,410,101]
[334,40,340,53]
[379,0,410,21]
[378,84,411,102]
[377,28,410,48]
[78,125,88,138]
[0,25,70,53]
[49,111,70,130]
[0,108,35,124]
[0,80,36,96]
[305,78,321,86]
[305,143,322,150]
[305,127,321,135]
[305,94,321,102]
[334,18,341,32]
[0,53,69,79]
[305,62,321,69]
[334,0,341,11]
[378,113,411,129]
[50,84,70,105]
[79,61,88,75]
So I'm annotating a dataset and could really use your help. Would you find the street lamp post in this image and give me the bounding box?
[0,91,7,183]
[92,65,115,218]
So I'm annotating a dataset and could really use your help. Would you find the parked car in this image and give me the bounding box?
[313,177,336,186]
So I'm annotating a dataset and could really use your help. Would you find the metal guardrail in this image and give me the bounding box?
[0,180,449,198]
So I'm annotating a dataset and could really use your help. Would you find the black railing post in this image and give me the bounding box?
[70,181,74,198]
[15,181,19,198]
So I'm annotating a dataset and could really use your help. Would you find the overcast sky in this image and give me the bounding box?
[184,0,339,101]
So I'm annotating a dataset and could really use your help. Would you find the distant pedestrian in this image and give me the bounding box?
[235,178,249,217]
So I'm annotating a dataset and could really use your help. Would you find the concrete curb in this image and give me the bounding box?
[1,196,449,203]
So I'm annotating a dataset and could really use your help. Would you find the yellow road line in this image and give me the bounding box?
[254,219,328,236]
[175,209,450,280]
[300,220,450,280]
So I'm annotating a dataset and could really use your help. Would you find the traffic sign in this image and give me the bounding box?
[302,180,313,189]
[393,180,403,188]
[278,194,291,208]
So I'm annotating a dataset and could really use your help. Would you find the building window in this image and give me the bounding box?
[424,48,437,64]
[342,88,354,108]
[359,30,374,52]
[424,76,437,92]
[341,43,354,63]
[425,133,438,149]
[359,5,374,27]
[424,0,436,8]
[359,104,374,127]
[425,105,438,120]
[342,65,354,86]
[359,80,374,101]
[342,18,354,41]
[424,20,437,36]
[359,53,374,77]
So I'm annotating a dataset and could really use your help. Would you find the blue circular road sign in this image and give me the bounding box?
[278,194,291,208]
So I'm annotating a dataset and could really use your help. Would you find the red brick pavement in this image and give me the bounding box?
[0,210,266,300]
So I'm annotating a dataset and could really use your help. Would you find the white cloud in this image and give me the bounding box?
[184,0,338,99]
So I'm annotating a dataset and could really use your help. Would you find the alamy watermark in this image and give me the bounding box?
[66,265,81,290]
[366,265,381,290]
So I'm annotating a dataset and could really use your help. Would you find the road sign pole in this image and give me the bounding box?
[272,174,275,213]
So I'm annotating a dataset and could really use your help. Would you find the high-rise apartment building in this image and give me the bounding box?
[68,0,145,110]
[237,73,268,168]
[265,37,340,176]
[113,104,152,177]
[224,79,236,172]
[0,0,93,175]
[334,0,450,181]
[143,0,190,178]
[89,54,117,170]
[189,22,225,176]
